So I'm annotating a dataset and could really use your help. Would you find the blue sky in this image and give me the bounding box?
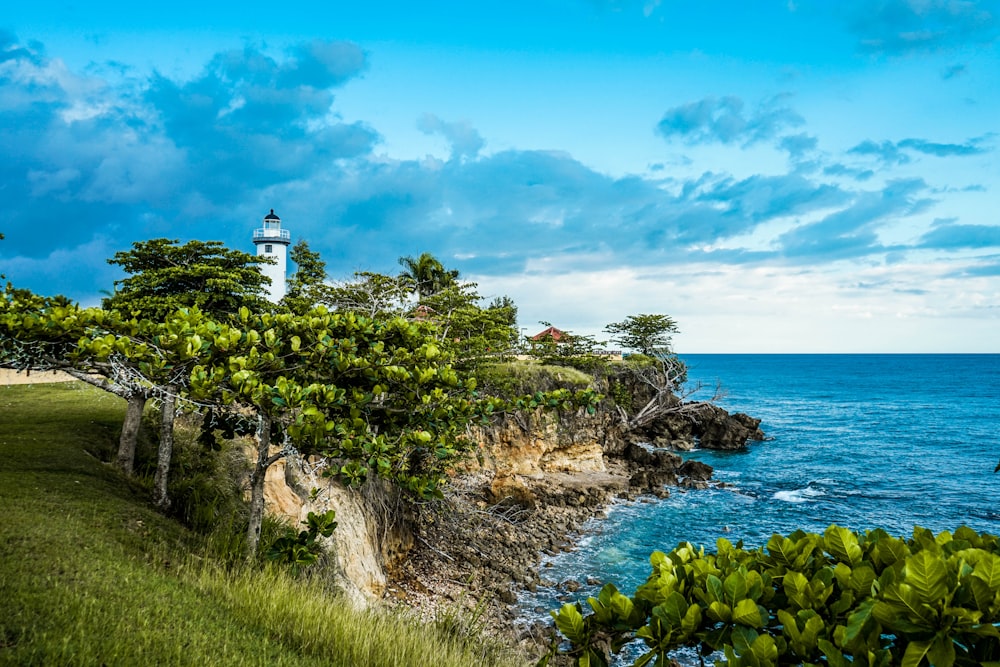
[2,1,998,352]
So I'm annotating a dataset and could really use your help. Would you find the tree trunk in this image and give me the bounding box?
[246,412,273,558]
[116,393,146,474]
[152,390,176,510]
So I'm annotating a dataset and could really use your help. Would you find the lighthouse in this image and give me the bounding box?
[253,209,291,303]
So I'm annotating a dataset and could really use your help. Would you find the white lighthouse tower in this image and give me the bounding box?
[253,209,291,303]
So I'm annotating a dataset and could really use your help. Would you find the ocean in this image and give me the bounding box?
[521,353,1000,620]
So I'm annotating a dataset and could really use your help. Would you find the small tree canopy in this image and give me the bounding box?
[282,240,332,314]
[398,252,459,299]
[104,238,273,320]
[604,313,679,357]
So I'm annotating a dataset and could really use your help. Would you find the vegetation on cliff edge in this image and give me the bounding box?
[0,381,524,667]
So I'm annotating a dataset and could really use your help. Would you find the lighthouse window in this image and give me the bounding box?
[264,244,273,253]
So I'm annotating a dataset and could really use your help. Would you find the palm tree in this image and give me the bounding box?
[397,252,459,299]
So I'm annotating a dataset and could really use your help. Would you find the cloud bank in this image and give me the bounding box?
[0,30,997,350]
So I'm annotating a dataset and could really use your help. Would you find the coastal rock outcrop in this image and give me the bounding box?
[635,402,764,450]
[259,394,764,640]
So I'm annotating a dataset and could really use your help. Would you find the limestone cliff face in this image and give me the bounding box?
[259,408,626,603]
[259,400,760,605]
[466,408,628,504]
[471,409,620,475]
[262,457,412,606]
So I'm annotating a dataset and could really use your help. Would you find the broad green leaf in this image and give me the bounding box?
[972,552,1000,589]
[901,639,932,667]
[706,574,725,603]
[845,598,876,644]
[751,633,779,662]
[707,601,732,623]
[784,571,810,607]
[850,565,877,595]
[554,604,586,643]
[818,639,853,667]
[904,550,949,605]
[733,598,763,628]
[724,570,749,604]
[825,525,863,567]
[609,591,635,624]
[680,600,702,635]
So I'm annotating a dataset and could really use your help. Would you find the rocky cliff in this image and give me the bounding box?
[261,397,764,621]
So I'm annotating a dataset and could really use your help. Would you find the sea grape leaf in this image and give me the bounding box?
[825,525,863,568]
[778,609,800,642]
[851,565,877,595]
[901,639,932,667]
[768,534,797,567]
[972,552,1000,590]
[610,590,635,625]
[553,603,586,644]
[818,639,853,667]
[707,601,733,623]
[873,598,931,632]
[904,550,949,605]
[658,591,689,627]
[873,535,910,569]
[706,574,725,604]
[845,598,876,644]
[731,626,757,654]
[746,570,766,601]
[733,598,764,628]
[751,633,779,662]
[784,571,810,608]
[681,601,702,635]
[725,570,749,604]
[834,562,852,590]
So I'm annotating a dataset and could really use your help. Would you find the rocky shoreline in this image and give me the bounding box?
[382,402,766,661]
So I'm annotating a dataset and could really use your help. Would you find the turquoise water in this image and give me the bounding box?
[522,354,1000,614]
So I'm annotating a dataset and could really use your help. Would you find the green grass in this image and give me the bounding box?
[0,381,525,667]
[479,360,595,396]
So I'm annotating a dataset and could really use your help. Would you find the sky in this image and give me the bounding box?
[1,1,998,353]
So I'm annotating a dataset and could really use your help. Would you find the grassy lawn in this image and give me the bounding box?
[0,381,523,667]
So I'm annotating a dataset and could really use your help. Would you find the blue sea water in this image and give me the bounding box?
[522,354,1000,617]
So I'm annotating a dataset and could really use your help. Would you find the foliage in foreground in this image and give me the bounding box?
[0,381,522,667]
[546,525,1000,667]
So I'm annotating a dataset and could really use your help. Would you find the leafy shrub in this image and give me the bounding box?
[544,524,1000,667]
[266,510,338,574]
[166,414,250,533]
[475,361,595,397]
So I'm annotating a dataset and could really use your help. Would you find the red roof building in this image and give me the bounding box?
[530,326,567,342]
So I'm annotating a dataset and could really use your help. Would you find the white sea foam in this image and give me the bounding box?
[773,486,825,503]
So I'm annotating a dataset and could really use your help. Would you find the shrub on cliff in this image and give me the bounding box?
[544,524,1000,667]
[476,360,595,396]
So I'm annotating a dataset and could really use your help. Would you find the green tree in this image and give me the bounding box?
[3,285,600,556]
[0,288,204,505]
[104,238,273,321]
[398,252,459,299]
[325,267,519,375]
[282,240,332,315]
[416,283,520,374]
[101,238,274,482]
[604,313,679,358]
[324,271,413,318]
[1,231,5,281]
[188,307,483,556]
